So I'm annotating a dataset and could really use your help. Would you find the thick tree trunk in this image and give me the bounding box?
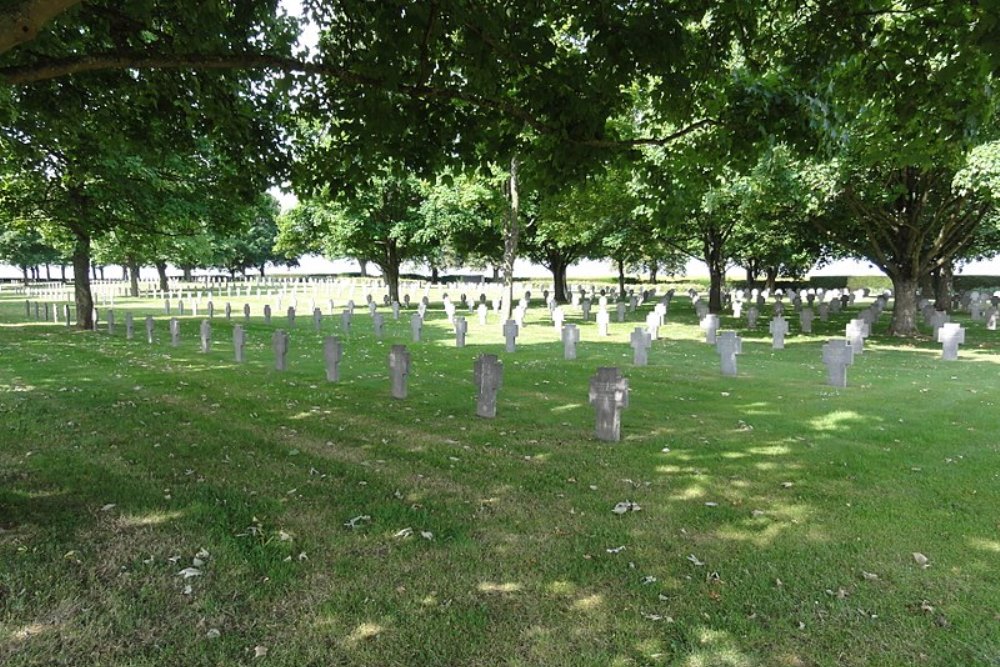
[708,265,724,314]
[617,258,626,296]
[919,271,935,302]
[501,156,521,321]
[44,264,51,280]
[259,264,266,277]
[888,276,920,336]
[491,265,500,281]
[430,265,440,284]
[381,261,401,304]
[549,255,569,303]
[71,231,94,330]
[358,258,368,277]
[764,266,779,292]
[182,265,193,281]
[155,261,169,292]
[32,266,38,280]
[0,0,83,57]
[20,264,28,285]
[745,266,756,289]
[60,264,66,281]
[98,265,105,280]
[934,262,953,312]
[127,260,140,297]
[648,260,658,284]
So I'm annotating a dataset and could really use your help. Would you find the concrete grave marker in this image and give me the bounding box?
[716,331,742,376]
[596,310,610,336]
[616,302,626,322]
[846,319,869,354]
[700,313,720,344]
[244,304,251,321]
[581,299,592,321]
[169,318,180,347]
[503,319,519,352]
[373,312,385,338]
[106,309,115,335]
[199,320,211,353]
[552,306,565,331]
[125,312,134,340]
[630,327,651,366]
[822,339,854,387]
[313,307,323,331]
[225,303,232,320]
[562,323,580,360]
[474,354,503,418]
[287,306,296,327]
[588,367,629,442]
[324,336,343,381]
[477,303,489,325]
[341,309,352,334]
[746,306,759,328]
[799,308,815,333]
[272,330,289,371]
[454,316,468,347]
[645,311,660,340]
[145,316,155,343]
[233,325,246,362]
[389,345,411,399]
[769,316,789,349]
[937,322,965,360]
[411,313,423,342]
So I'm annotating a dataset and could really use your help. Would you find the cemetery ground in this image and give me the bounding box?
[1,289,999,667]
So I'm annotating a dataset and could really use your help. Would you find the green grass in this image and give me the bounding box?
[1,287,998,666]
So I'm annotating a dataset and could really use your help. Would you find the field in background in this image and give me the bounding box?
[1,284,999,666]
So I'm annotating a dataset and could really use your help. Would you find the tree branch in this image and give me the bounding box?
[0,0,81,56]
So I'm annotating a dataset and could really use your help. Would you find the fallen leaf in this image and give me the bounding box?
[861,571,879,582]
[687,554,705,566]
[100,503,116,512]
[606,546,626,554]
[177,567,202,579]
[420,531,434,540]
[393,527,413,538]
[254,645,268,658]
[920,600,935,614]
[641,575,657,585]
[344,515,371,529]
[913,552,930,569]
[206,629,221,639]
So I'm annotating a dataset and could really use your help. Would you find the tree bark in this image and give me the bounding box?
[765,266,779,292]
[745,266,756,289]
[0,0,82,56]
[259,264,266,277]
[60,264,66,281]
[182,265,193,281]
[20,264,28,285]
[127,260,140,297]
[44,264,51,280]
[357,258,368,277]
[617,258,626,296]
[155,260,169,292]
[548,253,569,303]
[888,276,920,336]
[71,230,94,330]
[501,155,521,321]
[934,261,953,312]
[430,265,440,284]
[648,260,658,284]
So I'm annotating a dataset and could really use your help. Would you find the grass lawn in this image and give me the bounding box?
[1,287,998,666]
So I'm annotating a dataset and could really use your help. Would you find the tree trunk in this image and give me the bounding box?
[919,271,935,302]
[155,261,169,292]
[430,265,440,284]
[45,264,51,280]
[98,265,105,280]
[888,275,920,336]
[549,254,569,303]
[358,258,368,277]
[648,260,658,284]
[934,262,953,312]
[764,266,779,292]
[60,264,66,281]
[259,264,266,277]
[127,260,140,297]
[32,266,38,280]
[708,264,724,314]
[617,258,626,296]
[491,265,500,281]
[20,264,28,285]
[182,265,193,281]
[72,231,94,330]
[744,266,757,289]
[501,155,521,321]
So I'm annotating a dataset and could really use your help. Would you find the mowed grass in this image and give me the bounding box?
[1,288,999,667]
